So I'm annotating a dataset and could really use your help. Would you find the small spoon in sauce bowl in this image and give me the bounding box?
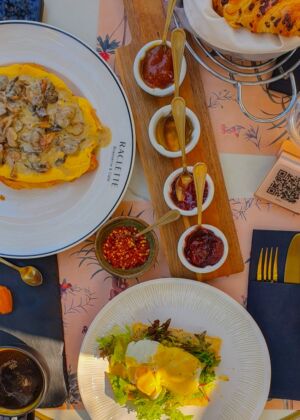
[162,0,178,46]
[135,209,180,238]
[156,28,191,152]
[177,162,229,273]
[172,28,186,98]
[193,162,208,226]
[172,96,194,201]
[0,257,43,287]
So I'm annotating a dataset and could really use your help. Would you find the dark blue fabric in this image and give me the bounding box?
[0,256,68,407]
[0,0,44,21]
[247,229,300,400]
[269,49,300,96]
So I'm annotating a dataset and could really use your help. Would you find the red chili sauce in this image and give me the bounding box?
[170,176,208,211]
[140,44,174,89]
[102,226,150,270]
[184,227,224,268]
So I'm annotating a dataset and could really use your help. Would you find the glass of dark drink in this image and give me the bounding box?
[0,346,48,419]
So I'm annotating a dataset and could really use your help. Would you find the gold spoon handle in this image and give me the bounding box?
[172,96,187,169]
[171,28,186,98]
[135,209,180,238]
[162,0,177,44]
[193,163,207,226]
[280,411,300,420]
[35,411,54,420]
[0,256,20,272]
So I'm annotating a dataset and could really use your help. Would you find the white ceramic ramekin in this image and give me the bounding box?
[163,166,214,216]
[148,105,200,158]
[177,224,229,274]
[133,40,187,97]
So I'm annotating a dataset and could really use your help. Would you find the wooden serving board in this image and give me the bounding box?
[115,0,244,280]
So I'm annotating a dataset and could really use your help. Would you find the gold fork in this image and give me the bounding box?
[257,247,279,281]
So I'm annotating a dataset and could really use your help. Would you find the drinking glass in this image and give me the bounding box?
[288,97,300,146]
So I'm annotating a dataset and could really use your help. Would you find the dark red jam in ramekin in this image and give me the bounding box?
[170,176,208,211]
[184,227,224,268]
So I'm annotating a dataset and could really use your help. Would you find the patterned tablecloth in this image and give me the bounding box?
[56,0,300,414]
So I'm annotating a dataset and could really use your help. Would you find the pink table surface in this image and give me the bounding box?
[56,0,300,412]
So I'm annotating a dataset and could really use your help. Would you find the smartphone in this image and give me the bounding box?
[0,0,44,22]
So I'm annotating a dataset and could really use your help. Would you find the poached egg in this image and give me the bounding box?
[125,339,203,399]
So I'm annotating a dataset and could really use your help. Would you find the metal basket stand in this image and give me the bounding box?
[173,5,300,124]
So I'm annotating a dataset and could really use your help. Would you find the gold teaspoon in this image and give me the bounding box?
[0,257,43,287]
[172,96,194,201]
[171,28,186,98]
[193,162,208,226]
[35,411,54,420]
[156,28,188,152]
[135,209,180,238]
[162,0,177,45]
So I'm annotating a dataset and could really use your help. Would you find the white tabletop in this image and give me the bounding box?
[37,1,294,419]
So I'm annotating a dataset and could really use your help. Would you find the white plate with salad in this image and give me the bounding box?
[78,278,271,420]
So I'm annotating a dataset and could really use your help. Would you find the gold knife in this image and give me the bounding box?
[284,234,300,284]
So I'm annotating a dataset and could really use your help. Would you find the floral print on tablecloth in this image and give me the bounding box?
[56,0,300,412]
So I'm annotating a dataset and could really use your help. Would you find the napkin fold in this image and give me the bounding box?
[247,229,300,400]
[0,256,68,407]
[269,49,300,96]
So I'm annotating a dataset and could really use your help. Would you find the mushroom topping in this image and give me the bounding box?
[58,135,81,155]
[40,132,56,151]
[21,128,43,152]
[46,123,61,133]
[1,116,14,133]
[6,127,18,148]
[44,81,58,104]
[6,149,21,175]
[26,80,44,107]
[34,106,48,118]
[5,77,25,100]
[0,68,103,183]
[55,155,66,167]
[0,76,8,91]
[24,153,50,173]
[13,120,23,133]
[52,106,76,129]
[66,123,84,136]
[0,102,7,116]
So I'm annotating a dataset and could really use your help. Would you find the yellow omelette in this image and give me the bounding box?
[0,63,111,189]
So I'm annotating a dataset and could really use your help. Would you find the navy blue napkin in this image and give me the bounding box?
[247,229,300,400]
[269,49,300,96]
[0,0,44,21]
[0,256,68,407]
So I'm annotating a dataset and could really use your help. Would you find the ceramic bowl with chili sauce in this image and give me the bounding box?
[163,166,214,216]
[95,216,159,279]
[133,40,187,97]
[178,224,228,274]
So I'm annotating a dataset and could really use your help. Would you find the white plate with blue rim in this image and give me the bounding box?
[0,21,135,258]
[78,278,271,420]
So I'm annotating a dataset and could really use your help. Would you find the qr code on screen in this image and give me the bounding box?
[267,169,300,204]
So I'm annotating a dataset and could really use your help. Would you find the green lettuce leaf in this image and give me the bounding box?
[108,374,131,405]
[169,410,193,420]
[97,325,131,362]
[133,392,193,420]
